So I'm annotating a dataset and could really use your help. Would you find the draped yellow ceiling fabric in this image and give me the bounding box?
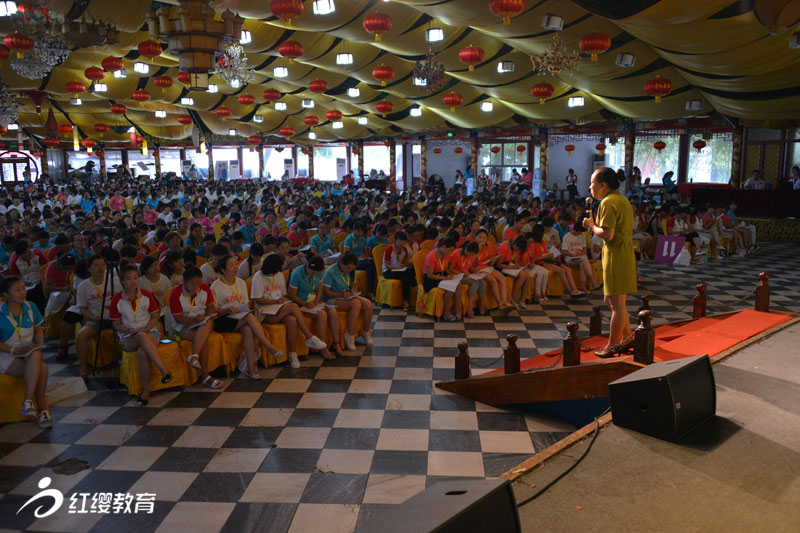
[6,0,800,146]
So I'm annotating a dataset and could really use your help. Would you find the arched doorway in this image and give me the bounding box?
[0,151,40,184]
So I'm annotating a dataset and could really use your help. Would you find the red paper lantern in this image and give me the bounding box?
[376,100,393,117]
[101,56,124,72]
[653,140,666,153]
[489,0,525,26]
[137,40,162,59]
[136,135,145,146]
[263,88,281,102]
[490,146,501,154]
[352,146,360,155]
[433,148,442,157]
[84,67,104,82]
[304,115,319,128]
[301,148,310,155]
[132,89,151,102]
[0,45,9,61]
[442,92,463,112]
[692,140,707,152]
[454,147,463,154]
[154,76,173,92]
[644,75,673,104]
[178,115,193,125]
[238,94,256,106]
[280,126,296,137]
[66,81,86,98]
[4,32,33,59]
[271,0,304,26]
[58,124,73,136]
[278,40,303,63]
[215,106,232,120]
[308,79,328,94]
[177,72,191,85]
[44,138,60,147]
[531,82,554,104]
[565,144,576,155]
[363,11,392,42]
[595,143,607,155]
[248,135,261,145]
[110,103,127,115]
[517,145,526,153]
[81,138,97,154]
[372,64,395,87]
[326,110,343,122]
[458,45,485,71]
[579,31,612,62]
[93,123,109,135]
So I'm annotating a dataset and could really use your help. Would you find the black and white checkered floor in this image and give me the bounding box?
[1,242,798,532]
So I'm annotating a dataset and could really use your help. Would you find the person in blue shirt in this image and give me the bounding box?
[553,213,573,241]
[322,253,373,352]
[239,212,259,244]
[366,223,389,250]
[287,255,342,359]
[343,221,375,294]
[70,233,91,262]
[79,196,95,213]
[195,234,216,259]
[0,276,52,428]
[310,218,336,259]
[32,230,51,252]
[185,223,204,250]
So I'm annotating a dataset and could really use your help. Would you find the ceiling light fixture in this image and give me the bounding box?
[0,2,17,17]
[413,77,427,87]
[274,66,288,78]
[155,110,167,118]
[358,116,368,125]
[253,115,263,123]
[309,131,317,139]
[336,52,353,65]
[332,121,343,129]
[541,13,564,31]
[347,87,360,98]
[302,98,314,108]
[274,102,287,111]
[240,30,252,44]
[228,128,236,136]
[312,0,336,15]
[133,61,149,74]
[70,97,82,105]
[426,27,444,43]
[615,53,636,68]
[181,97,194,105]
[685,99,702,111]
[128,126,136,133]
[567,96,584,107]
[7,123,18,130]
[532,34,581,76]
[412,40,445,92]
[214,43,255,88]
[93,83,107,92]
[481,101,493,112]
[497,61,514,73]
[113,68,127,79]
[409,106,421,117]
[207,83,218,93]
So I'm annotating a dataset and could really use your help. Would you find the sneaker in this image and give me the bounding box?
[37,410,53,429]
[20,399,36,418]
[362,330,373,346]
[343,333,357,351]
[517,302,528,310]
[305,336,327,350]
[287,352,301,369]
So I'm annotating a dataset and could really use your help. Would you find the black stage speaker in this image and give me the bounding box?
[355,479,520,533]
[609,355,716,442]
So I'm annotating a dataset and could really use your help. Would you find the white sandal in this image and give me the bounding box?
[202,375,223,389]
[187,354,202,370]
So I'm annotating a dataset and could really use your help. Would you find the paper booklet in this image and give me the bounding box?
[389,265,409,272]
[187,313,217,330]
[260,302,287,316]
[227,304,252,320]
[479,267,494,274]
[45,291,71,316]
[302,303,336,315]
[548,246,561,258]
[297,244,312,252]
[438,274,463,293]
[338,292,361,300]
[324,253,341,265]
[501,268,521,278]
[8,344,45,358]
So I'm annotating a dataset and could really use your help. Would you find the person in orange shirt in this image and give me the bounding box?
[475,229,508,310]
[448,241,486,318]
[423,237,458,321]
[495,236,533,309]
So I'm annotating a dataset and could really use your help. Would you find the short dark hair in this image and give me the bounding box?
[593,167,620,191]
[260,253,283,276]
[184,266,202,281]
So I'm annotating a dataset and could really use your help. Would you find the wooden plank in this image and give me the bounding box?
[435,358,643,406]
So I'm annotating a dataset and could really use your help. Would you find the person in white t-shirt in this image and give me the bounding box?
[138,256,172,306]
[200,244,227,286]
[75,255,121,381]
[743,170,766,190]
[561,224,599,292]
[210,255,282,379]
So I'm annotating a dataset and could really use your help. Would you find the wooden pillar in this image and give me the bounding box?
[308,147,314,181]
[207,147,213,180]
[237,146,244,179]
[624,130,635,177]
[677,133,690,184]
[291,146,297,178]
[420,137,427,183]
[538,132,547,187]
[470,135,478,176]
[153,146,162,176]
[121,148,129,173]
[389,140,396,190]
[39,148,48,179]
[258,146,264,177]
[357,140,364,179]
[731,126,744,188]
[97,149,107,179]
[345,144,351,178]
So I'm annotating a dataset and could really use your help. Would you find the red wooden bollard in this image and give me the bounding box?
[504,334,520,374]
[455,341,471,380]
[563,322,581,367]
[693,283,707,319]
[755,272,770,312]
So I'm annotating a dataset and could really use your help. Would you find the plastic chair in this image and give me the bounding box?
[412,250,443,318]
[0,374,49,424]
[119,341,188,396]
[374,244,404,308]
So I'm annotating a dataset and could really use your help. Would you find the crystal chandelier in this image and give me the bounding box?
[531,34,581,76]
[214,43,255,88]
[0,86,20,127]
[7,3,70,79]
[412,44,446,93]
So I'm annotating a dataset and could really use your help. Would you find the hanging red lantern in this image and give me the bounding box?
[644,75,673,103]
[4,32,33,59]
[154,76,173,94]
[248,135,261,145]
[136,135,145,146]
[442,92,463,112]
[271,0,304,26]
[454,147,463,154]
[531,82,554,104]
[304,115,319,128]
[93,123,109,135]
[376,100,393,117]
[58,124,73,137]
[352,146,360,155]
[132,89,151,102]
[263,88,281,102]
[595,143,607,155]
[579,31,612,62]
[177,72,191,85]
[653,140,666,153]
[238,94,256,106]
[372,64,395,87]
[565,144,576,156]
[458,45,485,71]
[81,138,97,154]
[301,148,310,155]
[110,103,127,115]
[692,140,707,152]
[278,40,304,63]
[489,0,525,26]
[363,11,392,42]
[44,138,60,148]
[517,145,526,153]
[66,81,86,98]
[28,90,46,114]
[308,79,328,94]
[490,146,501,154]
[101,56,124,72]
[433,148,442,157]
[0,45,9,61]
[280,126,296,137]
[177,115,193,125]
[326,110,343,122]
[137,40,162,60]
[84,67,105,82]
[215,106,232,121]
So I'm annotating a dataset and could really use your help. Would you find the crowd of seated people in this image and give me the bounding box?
[0,166,762,427]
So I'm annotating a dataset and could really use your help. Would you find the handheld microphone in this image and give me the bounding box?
[586,196,594,212]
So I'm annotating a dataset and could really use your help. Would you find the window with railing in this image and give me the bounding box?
[478,142,535,181]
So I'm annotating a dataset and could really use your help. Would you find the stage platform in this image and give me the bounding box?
[509,322,800,531]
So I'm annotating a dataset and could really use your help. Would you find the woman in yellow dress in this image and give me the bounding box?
[583,168,637,357]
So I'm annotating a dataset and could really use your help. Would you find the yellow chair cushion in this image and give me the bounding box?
[0,374,48,424]
[119,342,188,396]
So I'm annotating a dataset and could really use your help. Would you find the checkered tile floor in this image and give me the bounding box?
[1,242,798,532]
